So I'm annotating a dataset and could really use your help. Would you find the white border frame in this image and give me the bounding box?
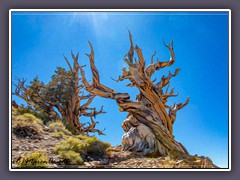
[9,9,231,172]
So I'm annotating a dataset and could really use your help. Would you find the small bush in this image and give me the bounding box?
[14,105,51,124]
[22,113,43,124]
[53,137,85,165]
[53,131,65,139]
[48,120,72,136]
[84,136,111,156]
[53,135,111,165]
[58,150,83,165]
[75,134,89,141]
[53,137,86,154]
[17,150,49,168]
[12,113,43,132]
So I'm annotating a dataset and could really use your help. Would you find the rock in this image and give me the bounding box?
[201,158,213,168]
[43,126,51,132]
[110,145,122,152]
[84,162,93,168]
[100,159,109,165]
[52,164,58,168]
[13,146,20,151]
[45,144,54,147]
[138,161,143,165]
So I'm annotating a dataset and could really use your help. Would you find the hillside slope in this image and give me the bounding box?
[11,107,218,169]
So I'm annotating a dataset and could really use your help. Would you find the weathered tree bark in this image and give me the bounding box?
[78,32,190,156]
[62,52,106,134]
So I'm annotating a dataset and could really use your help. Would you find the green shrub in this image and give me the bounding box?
[48,120,72,136]
[12,113,43,132]
[17,150,49,168]
[22,113,43,124]
[53,137,86,154]
[53,135,111,165]
[84,136,111,156]
[14,105,51,124]
[75,134,89,141]
[53,131,65,139]
[53,137,85,165]
[58,150,83,165]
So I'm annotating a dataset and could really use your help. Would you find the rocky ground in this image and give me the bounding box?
[81,146,218,169]
[11,126,218,169]
[11,105,218,169]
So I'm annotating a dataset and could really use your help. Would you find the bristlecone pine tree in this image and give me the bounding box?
[78,32,190,156]
[12,53,105,135]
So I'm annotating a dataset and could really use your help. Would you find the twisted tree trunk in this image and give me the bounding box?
[62,53,105,134]
[78,32,189,156]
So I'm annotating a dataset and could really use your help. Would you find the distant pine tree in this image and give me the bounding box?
[12,52,105,135]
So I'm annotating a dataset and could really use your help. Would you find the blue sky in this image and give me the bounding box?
[11,11,229,168]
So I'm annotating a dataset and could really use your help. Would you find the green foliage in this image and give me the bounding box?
[22,113,43,124]
[19,77,53,122]
[28,77,44,103]
[53,137,85,165]
[12,113,43,132]
[65,122,80,135]
[75,134,89,141]
[17,150,49,168]
[13,69,78,130]
[84,136,111,156]
[15,105,51,124]
[13,64,105,136]
[57,151,83,165]
[53,135,111,165]
[53,137,86,154]
[45,67,75,109]
[53,131,65,139]
[48,120,72,136]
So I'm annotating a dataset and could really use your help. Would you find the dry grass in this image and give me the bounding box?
[12,113,43,132]
[47,120,72,137]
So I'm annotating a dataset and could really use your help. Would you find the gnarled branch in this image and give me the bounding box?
[155,68,181,93]
[144,40,175,80]
[82,117,106,135]
[168,96,190,124]
[79,34,189,155]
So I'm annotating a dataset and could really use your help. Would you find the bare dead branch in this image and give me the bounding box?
[169,96,190,124]
[82,105,106,118]
[145,40,175,79]
[135,45,146,77]
[124,30,134,65]
[81,117,105,135]
[63,55,73,72]
[151,51,156,64]
[155,68,181,92]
